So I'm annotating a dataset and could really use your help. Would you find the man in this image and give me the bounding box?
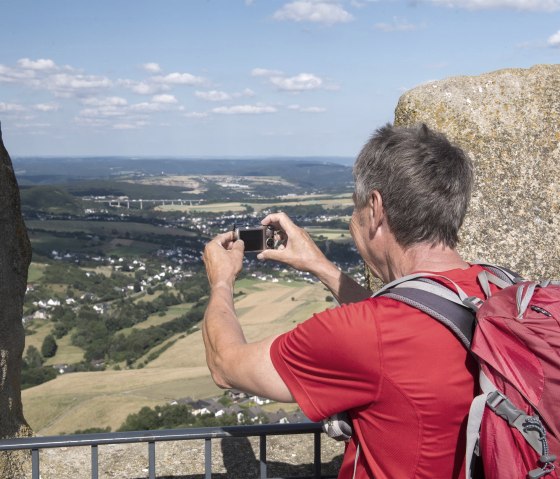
[202,123,487,478]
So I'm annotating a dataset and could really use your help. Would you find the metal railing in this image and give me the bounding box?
[0,422,337,479]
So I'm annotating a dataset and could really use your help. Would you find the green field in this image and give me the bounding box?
[305,227,351,241]
[119,303,193,336]
[44,334,84,366]
[28,263,47,282]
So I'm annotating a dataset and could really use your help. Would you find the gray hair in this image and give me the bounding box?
[353,123,473,249]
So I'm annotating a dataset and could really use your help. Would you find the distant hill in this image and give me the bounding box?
[13,157,354,191]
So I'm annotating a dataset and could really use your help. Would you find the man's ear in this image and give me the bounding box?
[367,190,384,235]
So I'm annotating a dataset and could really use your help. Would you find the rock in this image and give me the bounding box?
[0,123,33,477]
[394,64,560,279]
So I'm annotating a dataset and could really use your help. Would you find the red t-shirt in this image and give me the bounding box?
[270,265,492,479]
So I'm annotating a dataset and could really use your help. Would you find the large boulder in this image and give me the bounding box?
[394,64,560,279]
[0,123,33,477]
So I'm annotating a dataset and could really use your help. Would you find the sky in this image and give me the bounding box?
[0,0,559,158]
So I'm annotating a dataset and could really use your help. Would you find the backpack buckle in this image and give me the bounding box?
[463,296,484,312]
[486,390,526,426]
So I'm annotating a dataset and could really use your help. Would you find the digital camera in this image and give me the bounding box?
[233,225,282,252]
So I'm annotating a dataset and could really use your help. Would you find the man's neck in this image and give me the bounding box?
[383,242,469,282]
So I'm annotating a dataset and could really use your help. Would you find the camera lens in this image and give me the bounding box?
[266,237,275,249]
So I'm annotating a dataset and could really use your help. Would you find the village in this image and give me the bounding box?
[171,390,308,426]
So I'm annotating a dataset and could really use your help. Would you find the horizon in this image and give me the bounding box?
[1,0,559,158]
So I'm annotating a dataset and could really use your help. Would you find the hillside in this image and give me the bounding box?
[20,186,84,215]
[22,279,333,435]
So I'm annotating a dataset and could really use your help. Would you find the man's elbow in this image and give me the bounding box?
[209,368,233,390]
[207,355,235,390]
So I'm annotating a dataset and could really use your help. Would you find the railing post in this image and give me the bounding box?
[148,441,156,479]
[31,448,40,479]
[313,431,321,478]
[205,437,212,479]
[91,444,98,479]
[259,434,267,479]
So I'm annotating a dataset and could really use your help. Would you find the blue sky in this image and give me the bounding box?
[1,0,559,157]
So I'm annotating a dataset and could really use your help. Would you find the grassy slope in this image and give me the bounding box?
[22,279,331,435]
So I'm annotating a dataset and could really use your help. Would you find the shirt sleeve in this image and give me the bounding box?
[270,299,383,422]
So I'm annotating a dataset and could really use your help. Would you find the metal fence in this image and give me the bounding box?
[0,422,338,479]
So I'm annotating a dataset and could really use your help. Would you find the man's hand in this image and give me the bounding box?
[203,231,244,289]
[259,212,372,304]
[257,212,328,274]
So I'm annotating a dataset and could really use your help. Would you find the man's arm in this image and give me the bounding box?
[202,232,294,402]
[258,213,371,304]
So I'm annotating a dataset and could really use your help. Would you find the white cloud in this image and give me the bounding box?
[195,90,231,101]
[152,72,205,86]
[427,0,560,10]
[142,62,161,73]
[1,59,113,99]
[76,95,174,125]
[113,120,148,130]
[118,79,169,95]
[0,102,26,112]
[184,111,209,118]
[45,73,112,97]
[374,17,423,31]
[273,1,354,25]
[0,64,37,83]
[269,73,324,91]
[129,102,165,113]
[212,104,277,114]
[17,58,57,70]
[548,29,560,46]
[34,103,60,112]
[251,68,284,77]
[288,104,327,112]
[82,96,128,107]
[152,94,178,104]
[235,88,256,97]
[79,106,127,118]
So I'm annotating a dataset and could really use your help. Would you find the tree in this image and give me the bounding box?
[41,335,58,358]
[24,346,43,369]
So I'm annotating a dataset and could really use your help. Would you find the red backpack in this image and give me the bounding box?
[375,264,560,479]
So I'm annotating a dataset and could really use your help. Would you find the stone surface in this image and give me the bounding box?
[394,64,560,279]
[0,123,33,477]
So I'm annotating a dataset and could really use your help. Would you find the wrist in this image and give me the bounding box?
[312,257,340,282]
[210,280,235,292]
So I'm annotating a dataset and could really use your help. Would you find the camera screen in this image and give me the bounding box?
[239,229,264,252]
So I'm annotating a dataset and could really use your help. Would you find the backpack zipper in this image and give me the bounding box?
[530,305,552,317]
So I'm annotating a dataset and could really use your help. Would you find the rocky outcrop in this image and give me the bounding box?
[0,123,33,477]
[394,64,560,279]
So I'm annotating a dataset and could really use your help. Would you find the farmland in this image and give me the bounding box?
[23,279,332,435]
[17,157,362,434]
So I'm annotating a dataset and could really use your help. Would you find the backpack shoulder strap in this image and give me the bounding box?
[470,261,522,284]
[379,284,475,349]
[373,263,520,350]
